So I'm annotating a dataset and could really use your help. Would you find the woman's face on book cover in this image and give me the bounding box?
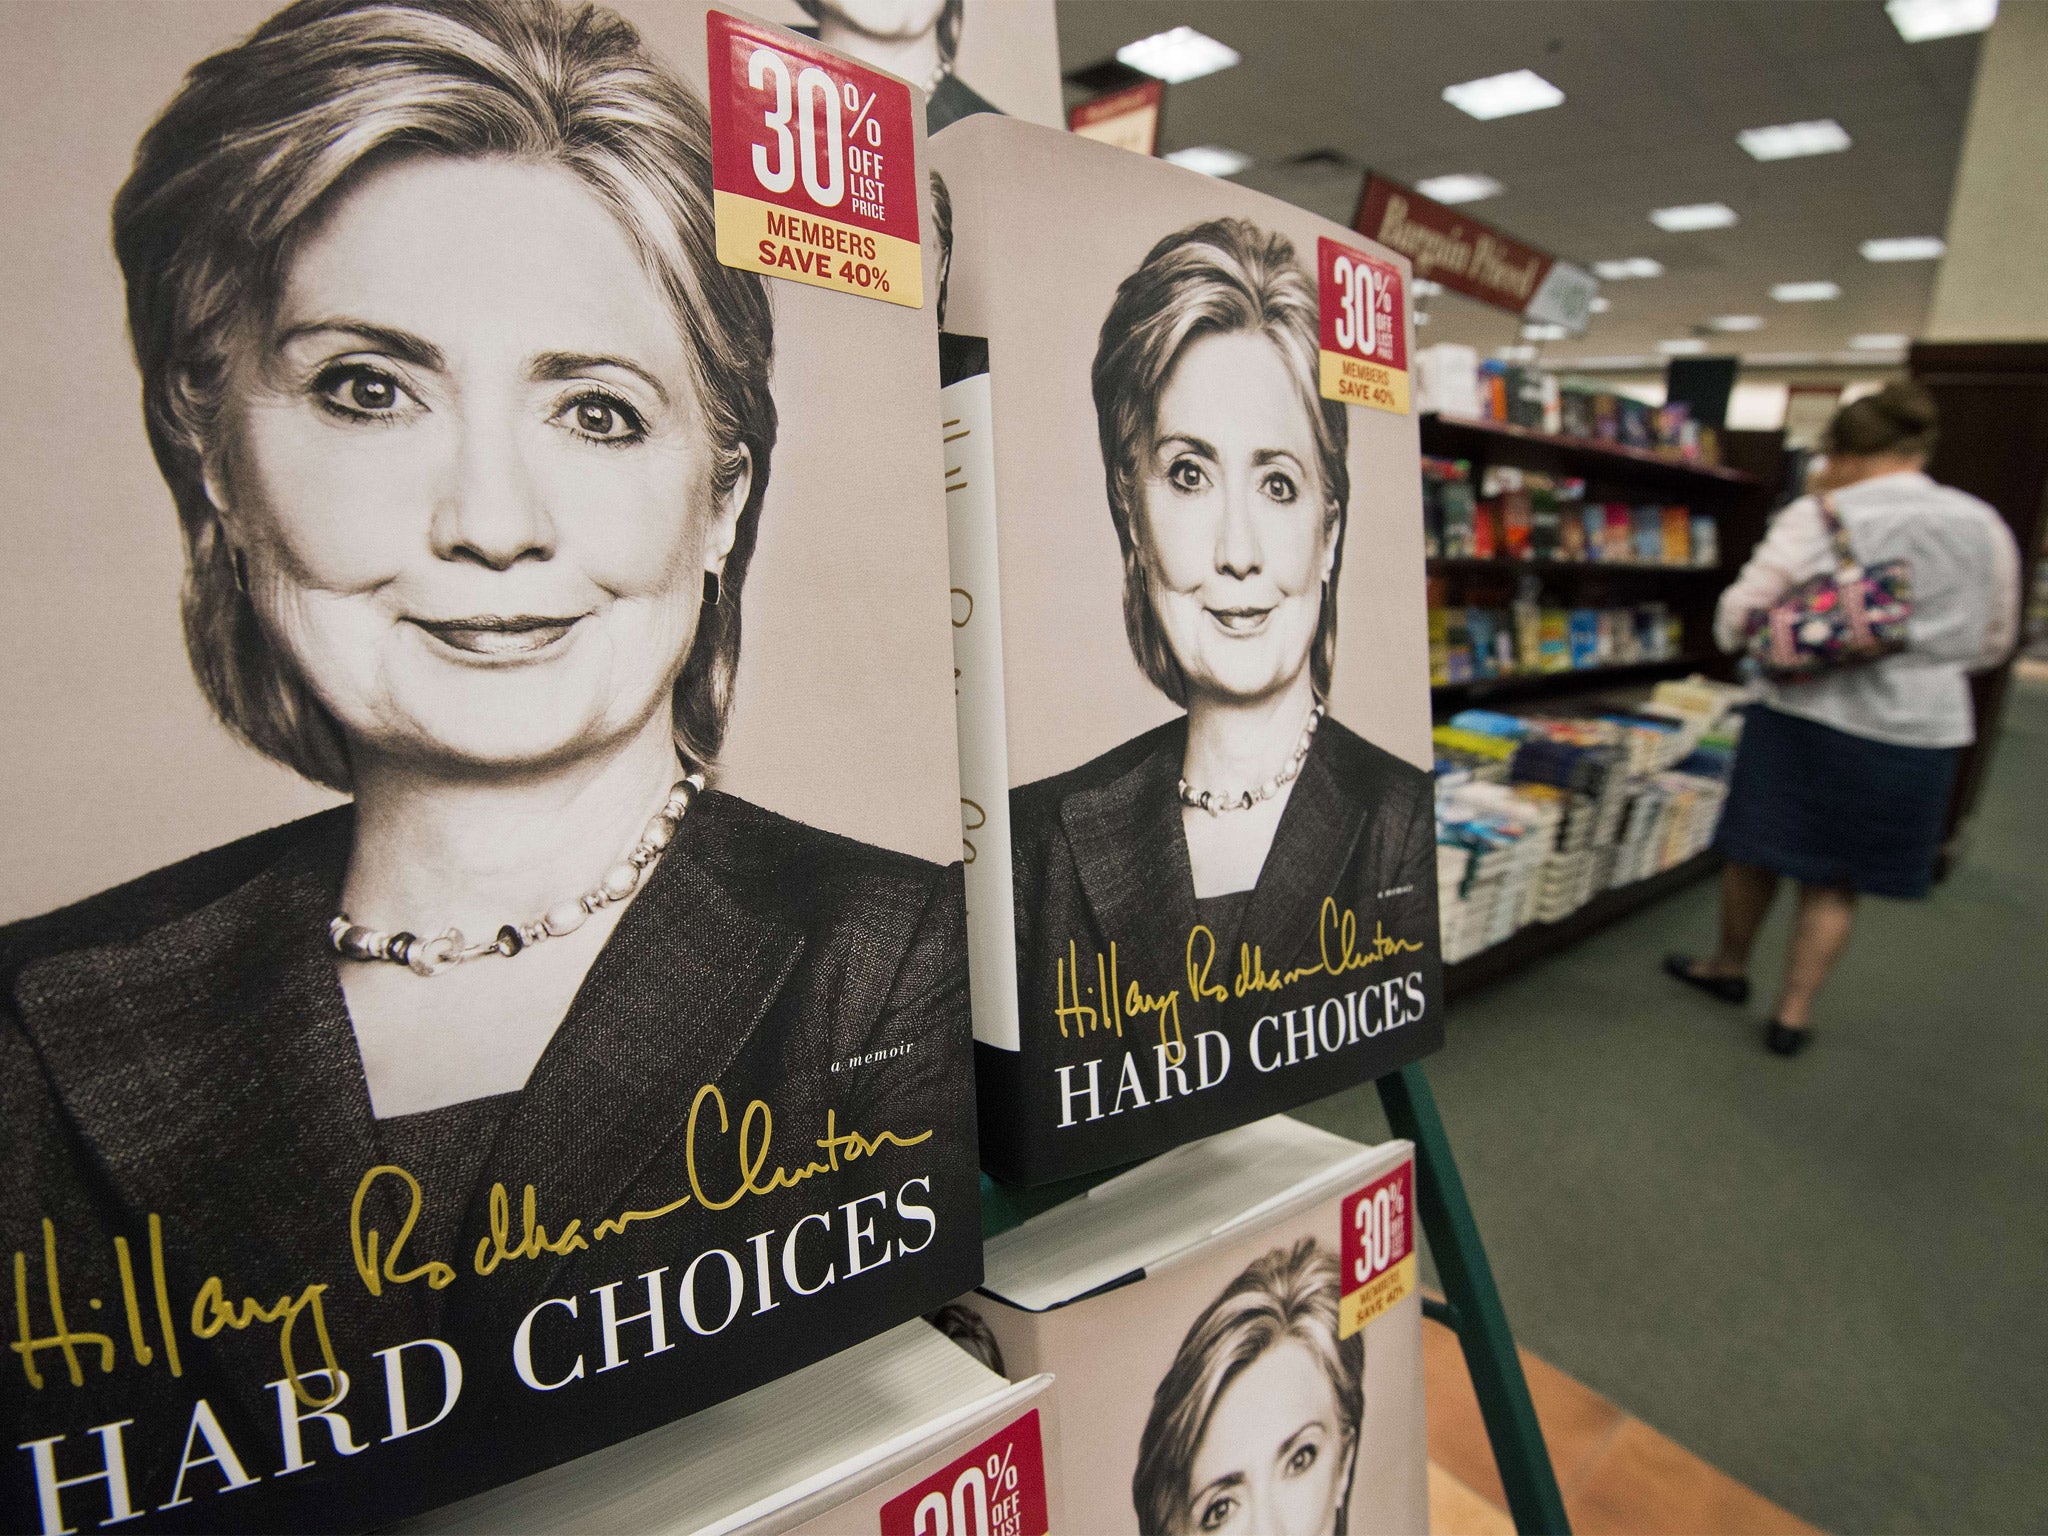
[1185,1337,1354,1535]
[1138,330,1334,707]
[207,153,746,774]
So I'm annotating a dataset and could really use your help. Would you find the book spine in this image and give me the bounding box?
[941,370,1023,1052]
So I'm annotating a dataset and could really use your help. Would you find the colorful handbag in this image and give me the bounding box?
[1745,492,1913,682]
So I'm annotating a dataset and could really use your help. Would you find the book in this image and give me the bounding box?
[403,1321,1061,1535]
[1568,609,1601,670]
[1692,513,1721,567]
[1661,506,1692,565]
[1602,503,1636,563]
[0,6,983,1528]
[932,116,1443,1185]
[1632,506,1664,564]
[961,1117,1427,1535]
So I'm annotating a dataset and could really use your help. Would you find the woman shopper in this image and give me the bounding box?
[1667,382,2019,1055]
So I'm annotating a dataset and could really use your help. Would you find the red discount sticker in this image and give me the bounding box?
[706,10,922,307]
[1318,236,1409,414]
[1339,1158,1417,1338]
[878,1408,1050,1536]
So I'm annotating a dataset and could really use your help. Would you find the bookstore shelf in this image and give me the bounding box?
[1422,413,1766,489]
[1431,655,1712,711]
[1428,556,1725,580]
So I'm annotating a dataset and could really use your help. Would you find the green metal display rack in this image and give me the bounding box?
[980,1062,1570,1536]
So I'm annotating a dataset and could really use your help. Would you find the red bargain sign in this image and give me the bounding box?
[879,1409,1050,1536]
[706,9,922,306]
[1339,1158,1416,1338]
[1317,236,1409,414]
[1353,173,1553,318]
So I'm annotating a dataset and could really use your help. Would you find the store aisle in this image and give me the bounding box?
[1303,679,2048,1535]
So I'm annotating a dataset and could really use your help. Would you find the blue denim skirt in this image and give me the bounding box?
[1713,704,1959,899]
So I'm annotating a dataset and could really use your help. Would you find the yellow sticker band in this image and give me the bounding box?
[1320,350,1410,414]
[715,190,923,309]
[1339,1251,1417,1338]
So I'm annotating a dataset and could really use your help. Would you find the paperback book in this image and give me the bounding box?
[932,117,1443,1186]
[0,5,980,1529]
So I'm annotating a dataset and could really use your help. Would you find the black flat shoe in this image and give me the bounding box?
[1663,953,1751,1005]
[1765,1021,1813,1057]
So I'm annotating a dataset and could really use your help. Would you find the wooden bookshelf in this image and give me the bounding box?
[1422,414,1765,489]
[1431,655,1711,710]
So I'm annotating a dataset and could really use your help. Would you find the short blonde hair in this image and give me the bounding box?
[113,0,777,788]
[1092,219,1349,708]
[1131,1237,1364,1536]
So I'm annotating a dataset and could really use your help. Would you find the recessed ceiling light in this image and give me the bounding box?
[1116,25,1241,83]
[1862,236,1947,262]
[1711,315,1765,332]
[1738,119,1853,161]
[1588,296,1612,313]
[1496,344,1540,363]
[1414,311,1431,326]
[1413,278,1446,297]
[1887,0,1998,42]
[1851,333,1912,351]
[1442,69,1565,121]
[1773,281,1842,302]
[1521,323,1570,341]
[1416,173,1505,205]
[1593,257,1664,280]
[1658,338,1709,355]
[1650,202,1738,232]
[1164,145,1252,178]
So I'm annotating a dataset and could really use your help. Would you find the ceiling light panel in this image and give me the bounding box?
[1416,173,1504,205]
[1164,145,1252,177]
[1650,202,1738,232]
[1593,258,1664,280]
[1442,69,1565,121]
[1588,296,1611,313]
[1116,26,1240,83]
[1887,0,1998,42]
[1851,334,1912,351]
[1862,236,1947,262]
[1772,281,1842,302]
[1712,315,1765,332]
[1496,345,1540,362]
[1521,323,1570,341]
[1738,120,1853,161]
[1658,338,1709,355]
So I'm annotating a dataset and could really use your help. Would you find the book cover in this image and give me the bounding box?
[0,6,981,1529]
[932,117,1442,1186]
[1661,506,1692,565]
[1631,507,1664,564]
[1692,514,1721,568]
[1602,504,1635,563]
[959,1119,1428,1536]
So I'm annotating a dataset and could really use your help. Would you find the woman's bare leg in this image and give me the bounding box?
[1773,883,1857,1027]
[1693,860,1779,978]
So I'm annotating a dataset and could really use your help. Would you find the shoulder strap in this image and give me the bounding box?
[1818,491,1857,570]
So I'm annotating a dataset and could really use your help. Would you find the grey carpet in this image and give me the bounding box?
[1298,679,2048,1534]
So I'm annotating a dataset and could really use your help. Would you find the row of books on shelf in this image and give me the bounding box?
[1424,458,1720,567]
[1415,342,1721,464]
[1431,678,1749,964]
[1429,593,1684,685]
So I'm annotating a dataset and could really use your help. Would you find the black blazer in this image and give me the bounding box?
[0,792,978,1531]
[984,714,1442,1183]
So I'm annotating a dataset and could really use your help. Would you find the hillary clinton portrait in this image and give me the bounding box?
[1010,218,1438,1103]
[0,0,974,1523]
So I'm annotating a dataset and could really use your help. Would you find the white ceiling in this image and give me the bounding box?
[1054,1,1984,372]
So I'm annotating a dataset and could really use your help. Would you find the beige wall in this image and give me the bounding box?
[1926,0,2048,341]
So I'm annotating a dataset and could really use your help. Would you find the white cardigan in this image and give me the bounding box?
[1715,470,2020,748]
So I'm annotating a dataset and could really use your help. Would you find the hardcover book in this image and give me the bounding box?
[954,1117,1428,1536]
[932,116,1442,1187]
[402,1321,1060,1536]
[0,4,980,1529]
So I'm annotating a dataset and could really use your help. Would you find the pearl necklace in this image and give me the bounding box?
[329,773,704,978]
[1178,706,1325,816]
